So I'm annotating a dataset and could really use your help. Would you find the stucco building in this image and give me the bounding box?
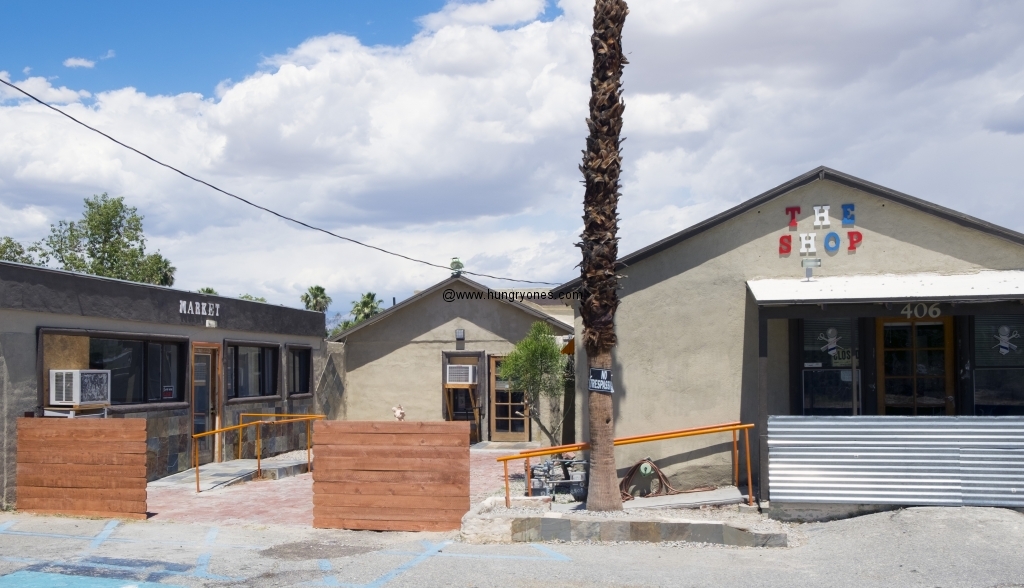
[0,261,343,508]
[329,275,573,445]
[553,167,1024,500]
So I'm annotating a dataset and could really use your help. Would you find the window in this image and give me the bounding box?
[289,348,311,395]
[801,319,858,415]
[974,315,1024,416]
[226,345,278,398]
[89,338,184,404]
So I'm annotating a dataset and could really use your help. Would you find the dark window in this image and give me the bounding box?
[226,345,278,398]
[801,319,858,415]
[289,348,311,395]
[974,315,1024,416]
[90,338,183,405]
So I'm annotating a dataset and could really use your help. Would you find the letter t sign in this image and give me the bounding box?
[785,207,801,227]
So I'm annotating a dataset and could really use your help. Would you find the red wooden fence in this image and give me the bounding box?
[16,418,148,519]
[312,421,470,531]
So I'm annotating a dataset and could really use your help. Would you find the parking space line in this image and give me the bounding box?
[88,520,119,550]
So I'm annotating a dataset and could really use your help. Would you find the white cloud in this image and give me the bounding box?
[101,50,116,60]
[2,0,1024,314]
[63,57,95,69]
[22,67,30,75]
[0,72,92,103]
[419,0,547,31]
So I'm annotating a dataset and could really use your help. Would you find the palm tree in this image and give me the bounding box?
[198,287,218,295]
[301,285,332,313]
[578,0,628,511]
[351,292,384,322]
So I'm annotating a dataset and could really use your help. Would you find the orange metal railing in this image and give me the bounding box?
[191,413,325,493]
[496,421,755,507]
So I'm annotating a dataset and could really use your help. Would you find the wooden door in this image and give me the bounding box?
[192,351,218,465]
[489,356,529,441]
[876,317,955,415]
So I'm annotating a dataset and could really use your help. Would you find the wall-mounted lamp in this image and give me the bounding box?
[801,258,821,281]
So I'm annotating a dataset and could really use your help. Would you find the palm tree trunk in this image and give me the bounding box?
[579,0,628,511]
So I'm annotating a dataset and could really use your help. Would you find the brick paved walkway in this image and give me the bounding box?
[147,448,522,526]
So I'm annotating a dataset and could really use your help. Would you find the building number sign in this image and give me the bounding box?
[900,303,942,319]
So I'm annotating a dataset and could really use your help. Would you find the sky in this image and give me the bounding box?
[2,0,1024,320]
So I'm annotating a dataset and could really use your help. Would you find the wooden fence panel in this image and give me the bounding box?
[16,418,148,519]
[313,421,470,531]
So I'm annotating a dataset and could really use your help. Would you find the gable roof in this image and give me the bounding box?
[328,274,573,342]
[552,166,1024,296]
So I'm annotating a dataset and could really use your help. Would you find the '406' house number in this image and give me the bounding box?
[900,303,942,319]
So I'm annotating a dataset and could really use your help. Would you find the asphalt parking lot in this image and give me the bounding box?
[3,506,1024,587]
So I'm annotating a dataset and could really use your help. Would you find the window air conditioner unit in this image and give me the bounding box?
[49,370,112,406]
[446,364,478,385]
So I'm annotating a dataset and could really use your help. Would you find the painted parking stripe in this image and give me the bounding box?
[0,570,182,588]
[88,520,120,550]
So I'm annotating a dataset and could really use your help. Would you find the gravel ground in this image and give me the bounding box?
[4,507,1024,586]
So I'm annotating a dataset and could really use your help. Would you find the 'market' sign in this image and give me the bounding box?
[588,368,614,393]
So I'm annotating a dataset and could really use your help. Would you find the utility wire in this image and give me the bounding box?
[0,78,560,286]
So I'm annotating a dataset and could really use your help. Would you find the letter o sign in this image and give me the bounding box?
[824,231,841,253]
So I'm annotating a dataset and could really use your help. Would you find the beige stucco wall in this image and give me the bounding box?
[341,281,571,445]
[574,178,1024,491]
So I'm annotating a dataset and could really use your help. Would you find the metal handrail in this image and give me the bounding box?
[496,421,755,507]
[190,413,325,493]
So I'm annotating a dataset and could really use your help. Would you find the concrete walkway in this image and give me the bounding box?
[148,449,312,493]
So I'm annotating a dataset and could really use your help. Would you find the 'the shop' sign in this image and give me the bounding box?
[778,205,863,254]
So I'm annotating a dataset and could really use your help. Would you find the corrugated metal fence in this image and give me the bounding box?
[768,416,1024,507]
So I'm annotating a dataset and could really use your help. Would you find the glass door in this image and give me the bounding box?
[489,356,529,442]
[877,317,954,415]
[192,352,216,465]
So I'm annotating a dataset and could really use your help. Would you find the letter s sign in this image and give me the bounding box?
[779,235,792,254]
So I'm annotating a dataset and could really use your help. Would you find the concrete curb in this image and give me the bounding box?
[202,462,311,491]
[461,497,787,547]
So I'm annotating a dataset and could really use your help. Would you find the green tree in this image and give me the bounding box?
[499,322,566,446]
[351,292,384,323]
[198,287,218,295]
[301,285,332,313]
[328,292,384,338]
[30,193,176,286]
[0,237,36,264]
[239,293,267,303]
[578,0,628,510]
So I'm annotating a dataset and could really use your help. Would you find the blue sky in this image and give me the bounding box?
[0,0,455,96]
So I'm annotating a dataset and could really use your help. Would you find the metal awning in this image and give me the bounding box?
[747,270,1024,305]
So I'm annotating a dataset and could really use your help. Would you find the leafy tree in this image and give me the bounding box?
[328,292,384,338]
[578,0,628,510]
[499,322,566,447]
[198,287,218,295]
[28,193,175,286]
[301,285,332,313]
[239,293,267,303]
[0,237,36,264]
[351,292,384,322]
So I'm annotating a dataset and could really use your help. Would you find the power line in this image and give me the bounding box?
[0,78,560,286]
